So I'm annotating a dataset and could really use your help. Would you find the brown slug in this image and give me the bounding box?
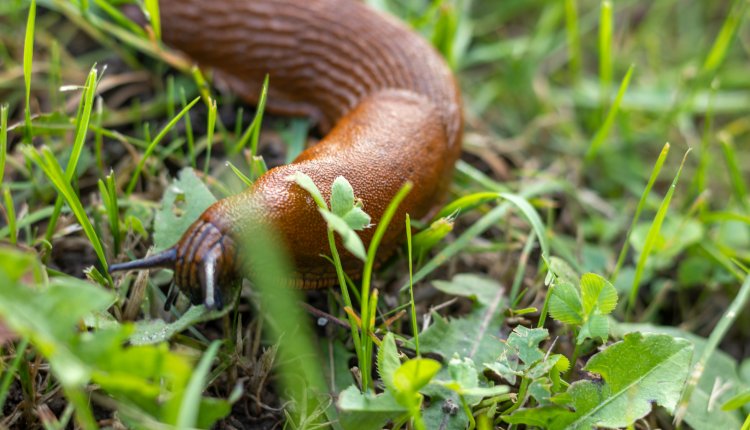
[109,0,463,309]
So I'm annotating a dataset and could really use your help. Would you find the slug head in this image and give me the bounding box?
[109,219,239,310]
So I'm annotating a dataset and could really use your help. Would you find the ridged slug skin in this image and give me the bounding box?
[111,0,462,307]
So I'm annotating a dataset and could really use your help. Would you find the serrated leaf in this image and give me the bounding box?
[580,273,618,316]
[506,326,548,366]
[509,333,693,429]
[414,308,504,369]
[331,176,355,217]
[153,168,217,251]
[319,209,367,261]
[548,281,583,325]
[377,332,400,393]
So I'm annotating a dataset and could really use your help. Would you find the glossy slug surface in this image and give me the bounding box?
[111,0,462,307]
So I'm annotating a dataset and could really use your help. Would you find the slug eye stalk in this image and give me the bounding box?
[109,219,239,310]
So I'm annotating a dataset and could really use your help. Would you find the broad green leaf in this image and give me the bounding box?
[580,273,617,315]
[414,308,505,369]
[130,305,225,345]
[432,274,504,307]
[548,281,583,325]
[507,333,693,429]
[338,385,407,430]
[441,356,509,402]
[393,358,442,395]
[153,168,217,251]
[613,323,747,429]
[377,332,400,393]
[506,326,548,366]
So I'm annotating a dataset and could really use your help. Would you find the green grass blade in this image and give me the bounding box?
[627,149,691,315]
[2,188,17,245]
[598,0,612,116]
[611,142,671,284]
[232,75,269,159]
[23,0,36,142]
[98,171,121,256]
[498,192,550,260]
[180,88,196,168]
[406,214,419,357]
[0,337,29,412]
[126,96,200,195]
[144,0,162,40]
[401,181,562,292]
[45,67,99,243]
[24,146,109,274]
[204,99,217,175]
[586,64,635,160]
[361,181,413,391]
[674,273,750,425]
[564,0,581,83]
[177,340,221,428]
[702,0,747,75]
[0,104,7,181]
[226,161,254,188]
[718,132,748,210]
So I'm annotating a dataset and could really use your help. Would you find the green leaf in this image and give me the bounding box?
[548,281,583,325]
[548,256,580,286]
[130,305,232,345]
[508,333,693,429]
[506,326,549,366]
[331,176,355,217]
[415,308,505,369]
[577,313,610,345]
[612,322,747,429]
[580,273,618,315]
[722,389,750,411]
[393,358,442,396]
[291,171,325,208]
[377,332,400,393]
[338,385,407,430]
[432,274,504,307]
[441,356,509,401]
[319,209,367,261]
[412,216,454,261]
[153,168,217,251]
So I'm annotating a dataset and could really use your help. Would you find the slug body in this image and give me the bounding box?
[110,0,462,308]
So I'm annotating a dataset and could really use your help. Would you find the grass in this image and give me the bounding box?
[0,0,748,429]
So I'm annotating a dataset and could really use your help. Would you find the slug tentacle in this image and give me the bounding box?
[109,247,177,273]
[111,218,238,310]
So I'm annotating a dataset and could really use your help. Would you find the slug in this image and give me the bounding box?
[109,0,463,309]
